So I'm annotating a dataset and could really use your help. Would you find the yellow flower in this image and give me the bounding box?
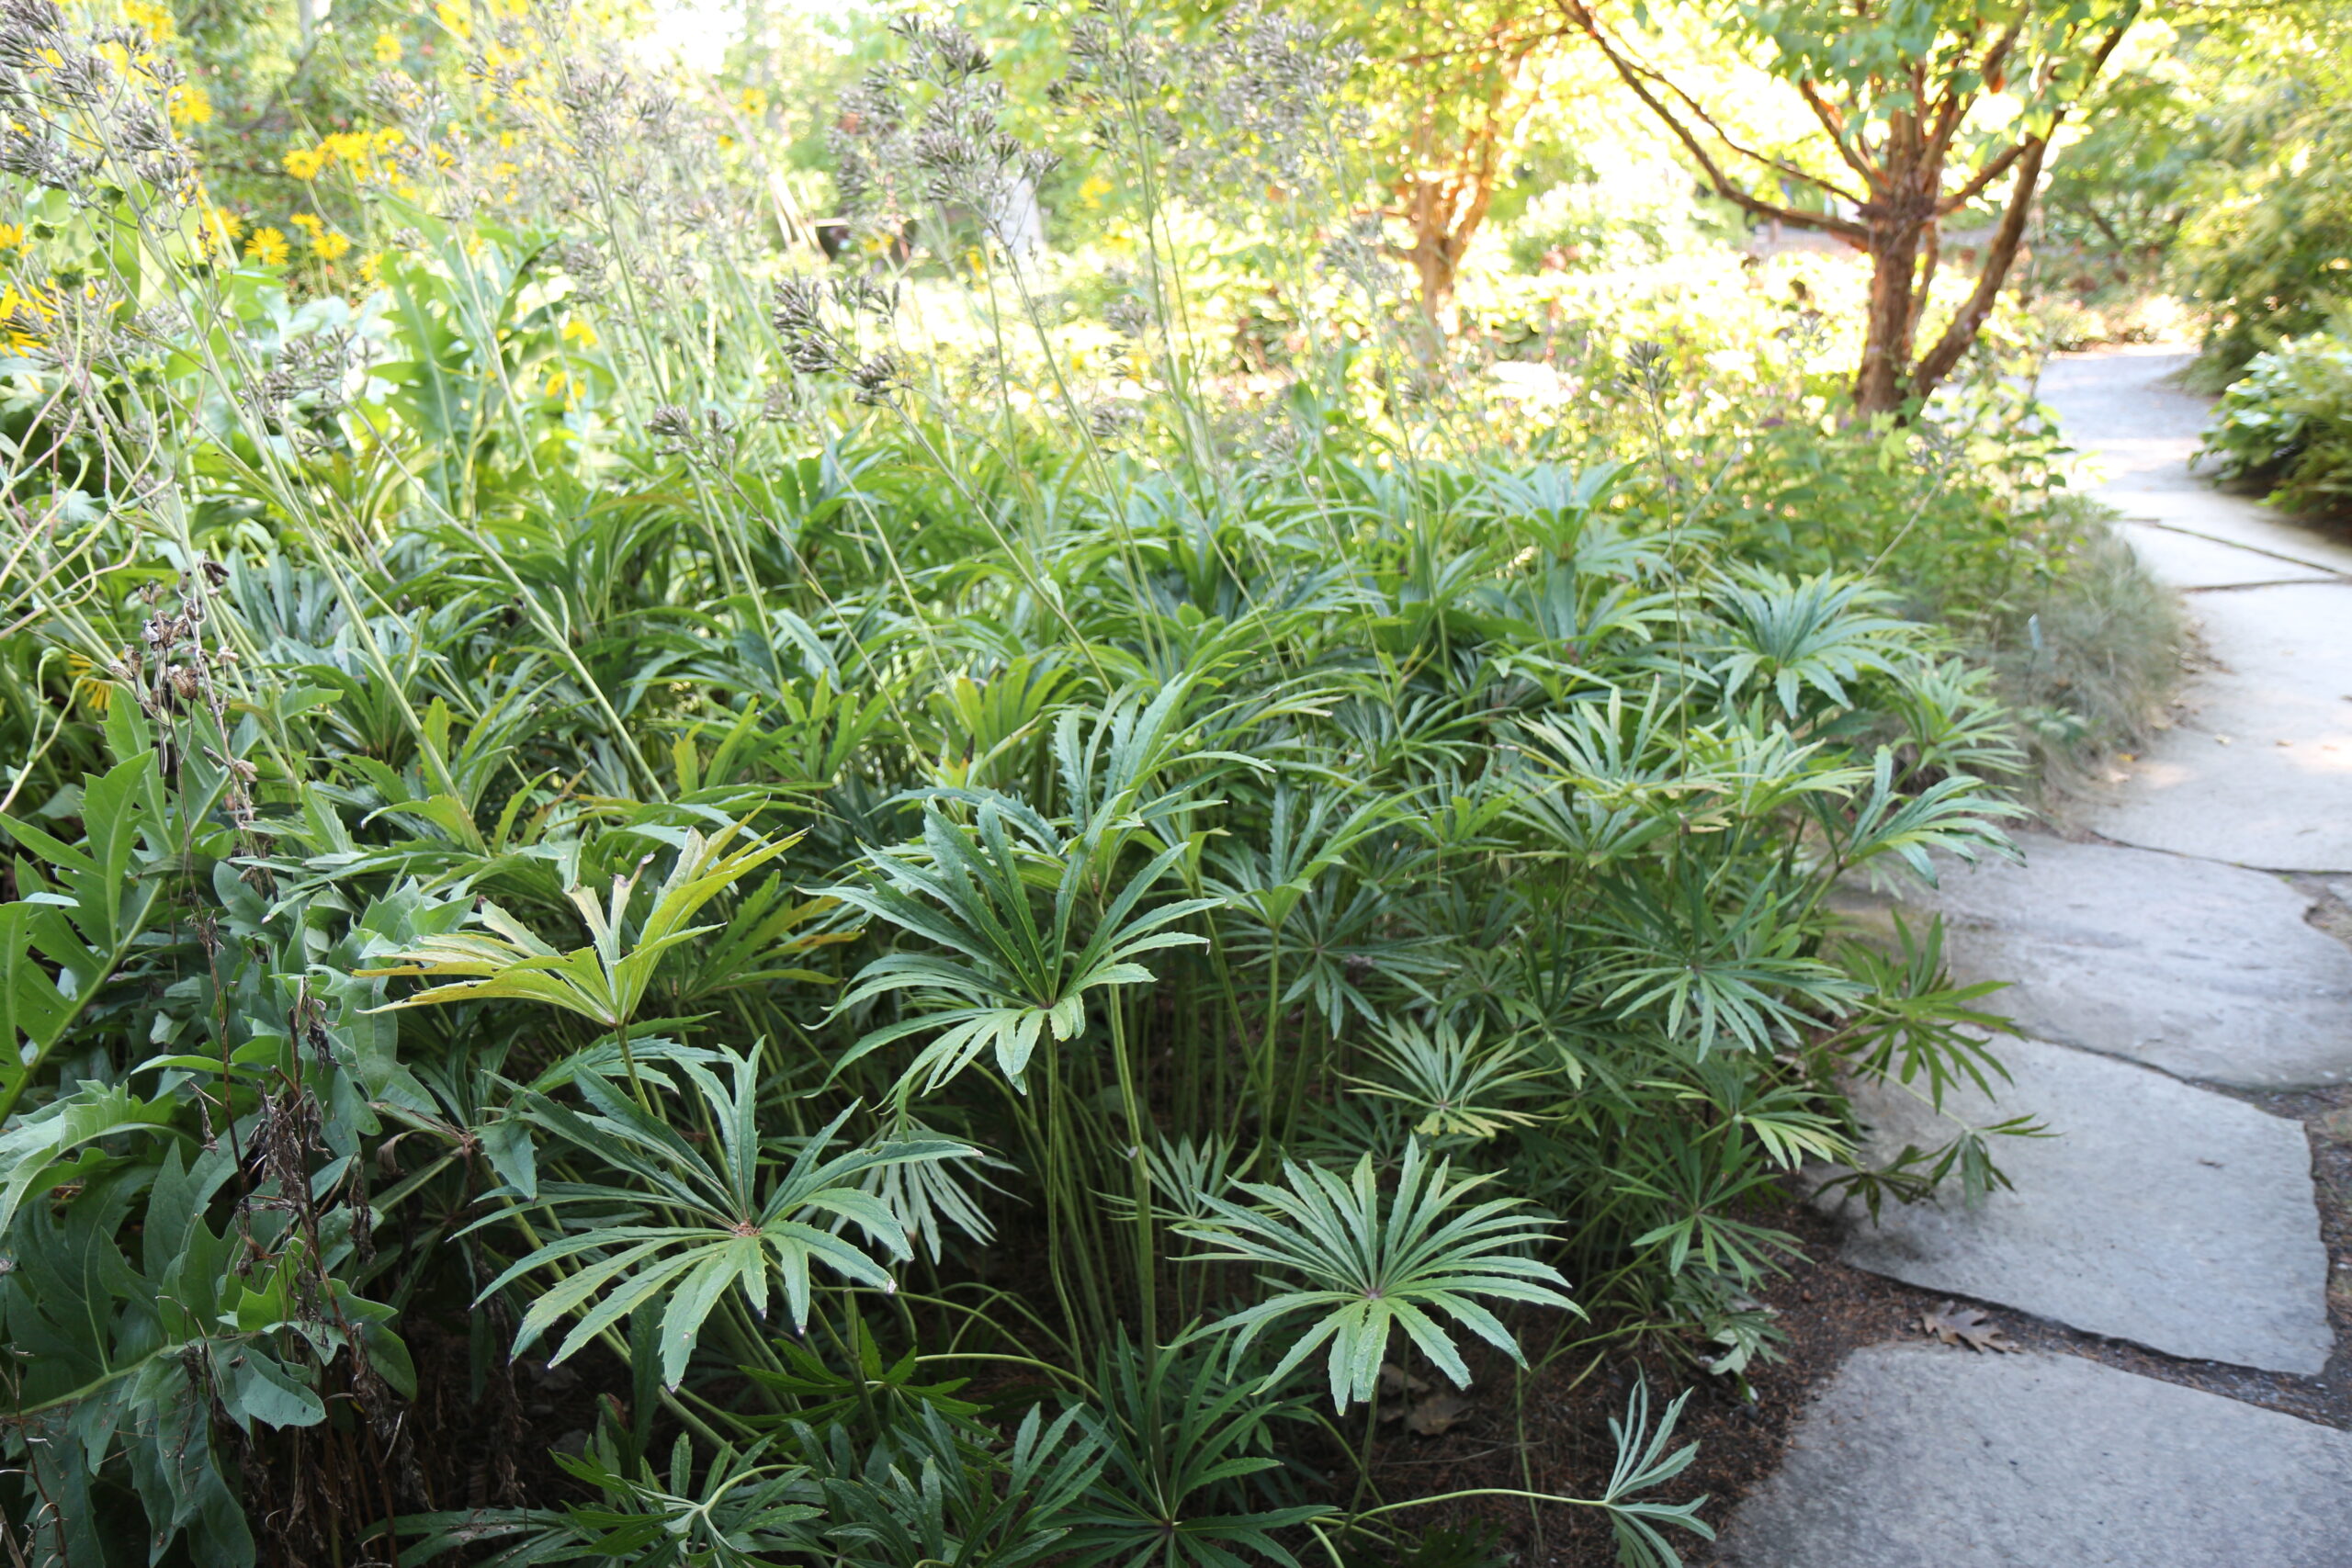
[0,285,49,351]
[373,30,402,64]
[358,252,384,286]
[312,229,352,262]
[62,653,109,715]
[244,227,289,266]
[737,87,768,118]
[167,81,212,127]
[124,0,176,39]
[284,146,324,181]
[207,205,243,243]
[560,316,597,349]
[433,0,470,40]
[288,211,323,237]
[0,223,22,253]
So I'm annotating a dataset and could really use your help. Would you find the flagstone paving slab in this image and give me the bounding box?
[1712,1345,2352,1568]
[2114,520,2340,589]
[2110,495,2352,579]
[1820,1034,2333,1373]
[1847,833,2352,1088]
[2082,582,2352,871]
[2039,346,2352,575]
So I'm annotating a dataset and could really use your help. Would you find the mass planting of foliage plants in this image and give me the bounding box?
[0,1,2062,1562]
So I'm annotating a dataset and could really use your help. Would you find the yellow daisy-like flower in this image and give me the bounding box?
[288,211,323,237]
[373,30,402,64]
[207,205,243,243]
[358,252,384,286]
[167,81,212,127]
[560,316,597,349]
[0,285,49,352]
[0,223,22,253]
[244,227,289,266]
[124,0,175,39]
[312,229,352,262]
[737,87,769,118]
[284,146,324,181]
[433,0,470,40]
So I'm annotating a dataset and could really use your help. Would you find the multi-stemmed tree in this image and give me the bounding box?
[1560,0,2145,412]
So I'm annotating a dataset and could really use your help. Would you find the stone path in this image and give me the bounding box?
[2043,345,2352,873]
[1715,345,2352,1563]
[1715,1347,2352,1568]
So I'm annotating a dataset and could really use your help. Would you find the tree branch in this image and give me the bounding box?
[1794,77,1880,186]
[1907,132,2046,396]
[1936,137,2030,215]
[1913,12,2141,397]
[1555,0,1871,239]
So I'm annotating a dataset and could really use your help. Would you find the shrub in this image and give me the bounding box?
[2201,330,2352,516]
[0,3,2065,1562]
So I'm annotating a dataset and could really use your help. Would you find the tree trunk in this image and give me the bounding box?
[1403,176,1472,317]
[1855,216,1928,416]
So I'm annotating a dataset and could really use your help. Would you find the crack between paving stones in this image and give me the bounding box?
[1838,1274,2351,1429]
[2181,579,2352,592]
[2118,515,2352,581]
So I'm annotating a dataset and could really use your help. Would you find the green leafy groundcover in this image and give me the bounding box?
[2201,329,2352,517]
[0,4,2049,1564]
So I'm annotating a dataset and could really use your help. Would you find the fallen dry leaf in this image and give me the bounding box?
[1921,1301,2018,1353]
[1405,1393,1474,1437]
[1378,1362,1430,1398]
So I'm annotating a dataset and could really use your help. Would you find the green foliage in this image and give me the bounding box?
[2200,329,2352,517]
[484,1057,978,1386]
[0,3,2069,1562]
[2170,17,2352,374]
[1180,1141,1577,1410]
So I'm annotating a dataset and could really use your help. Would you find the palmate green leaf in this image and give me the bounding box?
[1707,569,1916,717]
[361,822,798,1027]
[397,1432,818,1568]
[1178,1140,1577,1410]
[829,798,1216,1096]
[1826,747,2024,878]
[1347,1016,1545,1140]
[788,1403,1104,1568]
[481,1049,978,1387]
[1062,1331,1333,1568]
[1600,1381,1715,1568]
[1589,886,1860,1058]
